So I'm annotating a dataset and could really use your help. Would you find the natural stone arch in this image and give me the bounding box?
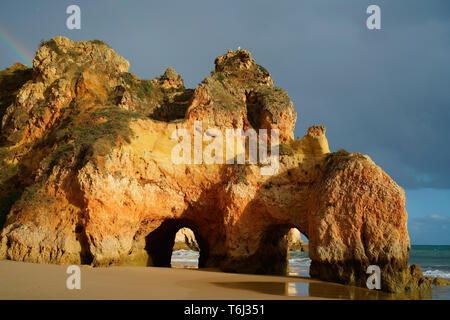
[249,224,303,275]
[0,38,436,293]
[145,219,209,268]
[171,227,200,268]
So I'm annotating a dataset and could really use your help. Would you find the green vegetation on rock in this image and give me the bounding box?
[324,149,366,172]
[256,64,269,75]
[279,143,294,156]
[42,105,146,175]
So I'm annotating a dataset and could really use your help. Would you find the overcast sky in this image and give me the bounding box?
[1,0,449,244]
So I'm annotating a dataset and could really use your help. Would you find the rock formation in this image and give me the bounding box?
[173,228,199,251]
[173,227,306,252]
[0,37,440,293]
[287,228,308,252]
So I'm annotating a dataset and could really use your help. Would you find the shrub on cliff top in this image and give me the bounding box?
[334,149,350,157]
[39,39,64,55]
[324,149,367,173]
[91,39,111,48]
[120,72,157,100]
[256,64,269,75]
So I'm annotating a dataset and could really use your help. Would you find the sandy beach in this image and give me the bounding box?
[0,260,431,300]
[0,260,320,300]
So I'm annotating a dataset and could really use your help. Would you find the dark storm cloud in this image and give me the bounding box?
[1,0,449,189]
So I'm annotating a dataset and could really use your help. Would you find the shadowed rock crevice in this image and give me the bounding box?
[245,91,264,130]
[149,89,194,121]
[0,63,33,141]
[75,224,94,265]
[113,67,194,122]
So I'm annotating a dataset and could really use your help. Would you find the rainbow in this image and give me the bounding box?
[0,25,33,67]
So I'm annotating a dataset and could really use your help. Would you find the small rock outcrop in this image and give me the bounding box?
[287,228,308,251]
[0,37,442,293]
[173,228,199,251]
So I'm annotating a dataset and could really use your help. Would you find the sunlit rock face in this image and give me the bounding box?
[287,228,308,251]
[173,228,199,251]
[0,37,429,293]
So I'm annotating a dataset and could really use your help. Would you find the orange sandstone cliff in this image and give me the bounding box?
[0,37,435,293]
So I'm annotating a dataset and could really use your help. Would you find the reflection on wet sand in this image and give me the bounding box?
[213,280,433,300]
[307,281,432,300]
[213,281,308,297]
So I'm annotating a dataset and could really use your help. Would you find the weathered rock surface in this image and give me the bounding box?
[432,276,450,287]
[0,37,441,293]
[287,228,308,251]
[173,228,199,251]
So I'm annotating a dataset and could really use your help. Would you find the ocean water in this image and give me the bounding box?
[290,245,450,280]
[171,249,200,269]
[287,245,450,300]
[288,250,311,277]
[408,245,450,279]
[171,245,450,279]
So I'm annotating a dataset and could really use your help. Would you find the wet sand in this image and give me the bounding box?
[0,260,433,300]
